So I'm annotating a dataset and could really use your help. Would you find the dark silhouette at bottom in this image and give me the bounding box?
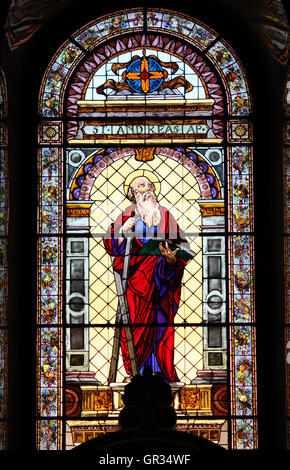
[71,367,225,456]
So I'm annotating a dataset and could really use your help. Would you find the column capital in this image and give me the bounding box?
[66,200,95,217]
[196,200,225,217]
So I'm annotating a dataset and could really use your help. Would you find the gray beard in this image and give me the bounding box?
[135,190,161,228]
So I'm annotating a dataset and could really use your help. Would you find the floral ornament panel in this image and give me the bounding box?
[207,41,250,116]
[0,150,8,237]
[39,266,58,312]
[0,329,8,427]
[230,236,255,324]
[147,10,217,50]
[39,327,61,387]
[73,9,144,50]
[38,236,62,324]
[39,41,83,118]
[40,148,60,178]
[234,354,255,416]
[38,148,63,234]
[233,248,251,295]
[37,327,62,431]
[232,324,257,417]
[0,239,8,314]
[40,387,59,418]
[38,237,61,325]
[37,239,63,441]
[232,291,252,325]
[228,146,253,233]
[233,418,257,449]
[37,419,61,451]
[41,207,60,234]
[39,294,59,326]
[41,178,59,207]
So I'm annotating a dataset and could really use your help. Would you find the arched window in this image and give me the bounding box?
[2,0,290,455]
[36,9,257,451]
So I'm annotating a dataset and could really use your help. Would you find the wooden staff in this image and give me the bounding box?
[108,232,139,384]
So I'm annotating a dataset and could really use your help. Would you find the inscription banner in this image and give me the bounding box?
[83,123,209,136]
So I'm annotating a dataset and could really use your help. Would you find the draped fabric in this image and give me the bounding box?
[104,205,189,382]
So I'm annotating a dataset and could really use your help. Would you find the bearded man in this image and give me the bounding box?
[104,175,193,382]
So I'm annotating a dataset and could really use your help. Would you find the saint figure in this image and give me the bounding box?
[104,175,193,382]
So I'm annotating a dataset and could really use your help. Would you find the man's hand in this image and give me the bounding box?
[159,241,179,265]
[117,217,137,247]
[120,217,137,234]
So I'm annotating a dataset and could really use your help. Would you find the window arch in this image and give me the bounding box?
[36,8,257,451]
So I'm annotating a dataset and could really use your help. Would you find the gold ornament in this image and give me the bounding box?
[45,126,57,138]
[234,125,247,137]
[135,147,155,161]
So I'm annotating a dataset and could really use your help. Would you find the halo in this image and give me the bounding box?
[123,170,161,196]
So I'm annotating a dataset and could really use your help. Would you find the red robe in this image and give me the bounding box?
[104,204,188,382]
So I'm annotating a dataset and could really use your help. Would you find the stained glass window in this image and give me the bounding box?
[37,8,257,451]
